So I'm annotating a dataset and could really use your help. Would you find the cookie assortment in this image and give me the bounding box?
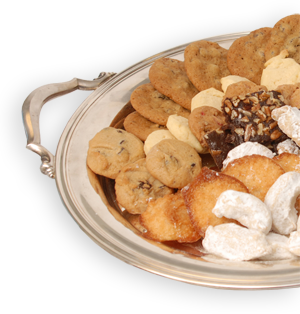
[87,14,300,261]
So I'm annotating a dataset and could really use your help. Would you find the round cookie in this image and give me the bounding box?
[149,57,199,110]
[144,129,175,155]
[184,40,230,92]
[265,14,300,63]
[115,158,174,214]
[140,192,201,243]
[223,80,267,99]
[273,152,300,173]
[227,27,272,85]
[188,106,226,148]
[146,139,202,189]
[130,83,190,125]
[181,167,248,237]
[123,111,166,141]
[276,83,300,108]
[222,154,285,201]
[87,127,145,179]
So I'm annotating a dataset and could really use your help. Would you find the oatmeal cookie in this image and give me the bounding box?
[184,40,230,91]
[276,83,300,108]
[265,14,300,63]
[146,139,202,189]
[115,158,174,214]
[223,80,267,99]
[130,83,190,125]
[149,58,198,110]
[123,111,166,141]
[87,127,145,179]
[227,27,272,85]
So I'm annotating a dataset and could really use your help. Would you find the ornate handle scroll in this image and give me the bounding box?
[22,72,116,179]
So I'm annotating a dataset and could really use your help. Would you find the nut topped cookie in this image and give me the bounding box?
[227,27,272,85]
[146,139,202,189]
[87,127,145,179]
[184,40,230,92]
[130,83,190,125]
[115,158,174,214]
[265,14,300,63]
[149,58,199,110]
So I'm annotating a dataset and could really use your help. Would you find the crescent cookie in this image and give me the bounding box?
[222,154,285,201]
[227,27,272,85]
[146,139,202,189]
[130,83,190,125]
[184,40,230,92]
[149,58,199,110]
[87,127,145,179]
[181,167,248,237]
[115,158,174,214]
[265,14,300,63]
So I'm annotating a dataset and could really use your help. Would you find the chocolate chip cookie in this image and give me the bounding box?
[130,83,190,125]
[123,111,166,141]
[265,14,300,63]
[146,139,202,189]
[227,27,272,84]
[184,40,230,91]
[149,57,199,110]
[87,127,145,179]
[115,158,174,214]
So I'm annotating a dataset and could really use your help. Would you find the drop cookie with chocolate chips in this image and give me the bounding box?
[184,40,230,92]
[265,14,300,63]
[146,139,202,189]
[149,58,199,110]
[115,158,174,214]
[227,27,272,85]
[87,127,145,179]
[130,83,190,125]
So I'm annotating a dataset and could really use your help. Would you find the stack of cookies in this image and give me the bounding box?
[86,14,300,259]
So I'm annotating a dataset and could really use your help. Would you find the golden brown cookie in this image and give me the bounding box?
[184,40,230,92]
[227,27,272,85]
[87,127,145,179]
[140,192,201,243]
[223,80,267,99]
[275,83,300,108]
[188,106,226,148]
[115,158,174,214]
[130,83,190,125]
[148,58,198,110]
[265,14,300,63]
[146,139,202,189]
[273,152,300,173]
[123,111,166,141]
[182,167,248,237]
[222,155,285,201]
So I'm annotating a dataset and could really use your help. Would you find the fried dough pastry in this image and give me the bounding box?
[140,192,201,243]
[222,155,285,201]
[273,152,300,173]
[182,167,248,237]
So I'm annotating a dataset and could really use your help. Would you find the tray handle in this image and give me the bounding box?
[22,72,116,179]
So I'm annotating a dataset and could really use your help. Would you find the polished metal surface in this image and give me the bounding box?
[22,72,116,178]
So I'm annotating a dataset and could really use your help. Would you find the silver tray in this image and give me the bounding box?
[22,32,300,290]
